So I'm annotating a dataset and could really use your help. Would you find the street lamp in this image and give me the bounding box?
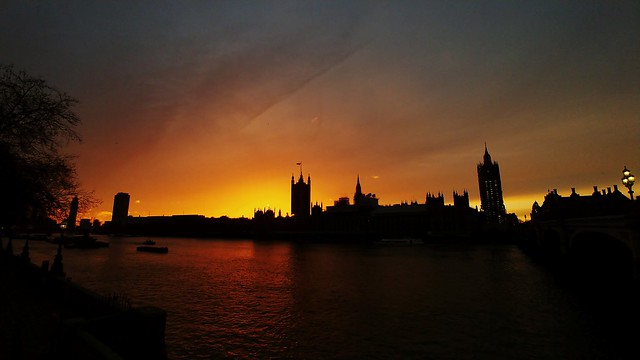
[622,166,635,200]
[51,222,67,277]
[60,221,67,237]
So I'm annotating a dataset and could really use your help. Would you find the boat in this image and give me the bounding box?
[137,246,168,254]
[141,239,156,245]
[374,238,424,245]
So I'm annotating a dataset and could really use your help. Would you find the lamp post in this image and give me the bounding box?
[51,222,67,277]
[622,166,635,200]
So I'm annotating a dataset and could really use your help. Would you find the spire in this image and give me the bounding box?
[354,174,363,203]
[483,143,492,164]
[296,163,304,182]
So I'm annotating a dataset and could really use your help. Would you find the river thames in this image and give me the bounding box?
[19,236,639,359]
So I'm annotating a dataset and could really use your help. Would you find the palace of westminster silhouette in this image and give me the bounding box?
[288,145,508,219]
[95,146,525,239]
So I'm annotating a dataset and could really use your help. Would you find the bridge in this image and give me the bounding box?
[524,212,640,283]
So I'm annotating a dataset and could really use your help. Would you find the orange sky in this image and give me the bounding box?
[2,1,639,222]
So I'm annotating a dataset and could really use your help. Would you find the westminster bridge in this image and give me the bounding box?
[523,212,640,283]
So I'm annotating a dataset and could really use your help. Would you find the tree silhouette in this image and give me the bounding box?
[0,65,94,228]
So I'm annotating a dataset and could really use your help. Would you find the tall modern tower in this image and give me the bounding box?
[477,145,506,224]
[111,192,130,224]
[291,172,311,217]
[67,195,79,229]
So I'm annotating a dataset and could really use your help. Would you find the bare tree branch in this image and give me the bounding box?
[0,64,94,228]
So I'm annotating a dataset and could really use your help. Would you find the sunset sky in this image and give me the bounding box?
[2,1,639,222]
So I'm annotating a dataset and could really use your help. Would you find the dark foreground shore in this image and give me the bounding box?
[0,259,56,359]
[0,247,167,360]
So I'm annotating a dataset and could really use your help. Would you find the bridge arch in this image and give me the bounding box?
[540,228,567,256]
[569,230,634,284]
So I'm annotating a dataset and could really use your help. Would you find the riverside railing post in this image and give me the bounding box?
[5,237,13,256]
[20,238,30,262]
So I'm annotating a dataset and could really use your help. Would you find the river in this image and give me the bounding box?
[17,236,639,359]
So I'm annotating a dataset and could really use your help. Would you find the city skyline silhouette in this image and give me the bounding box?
[106,145,510,223]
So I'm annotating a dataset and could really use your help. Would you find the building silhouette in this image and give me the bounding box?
[426,192,445,209]
[291,172,311,217]
[105,166,488,239]
[477,145,506,224]
[453,190,470,209]
[112,192,130,225]
[353,175,379,207]
[67,195,79,229]
[531,186,632,221]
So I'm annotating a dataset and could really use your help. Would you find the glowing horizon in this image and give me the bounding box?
[86,168,632,224]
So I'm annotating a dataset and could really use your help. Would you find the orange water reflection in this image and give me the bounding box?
[165,239,296,358]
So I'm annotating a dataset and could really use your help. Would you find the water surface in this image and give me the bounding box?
[20,236,638,359]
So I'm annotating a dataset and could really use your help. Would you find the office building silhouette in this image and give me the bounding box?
[112,192,130,224]
[67,195,79,229]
